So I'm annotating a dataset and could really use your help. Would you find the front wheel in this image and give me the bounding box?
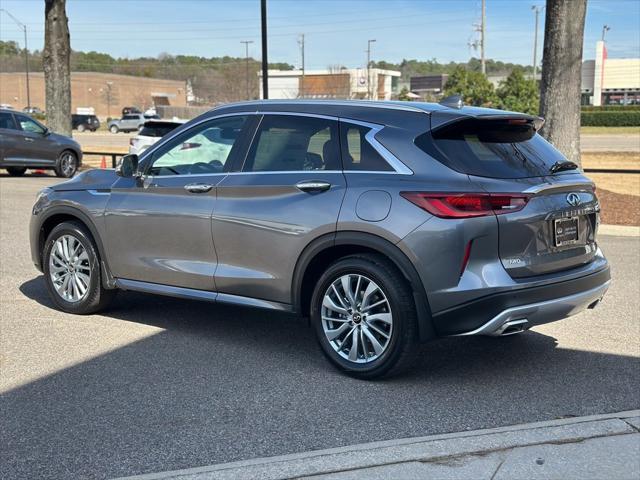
[110,125,119,134]
[311,254,418,379]
[6,167,27,176]
[43,221,116,314]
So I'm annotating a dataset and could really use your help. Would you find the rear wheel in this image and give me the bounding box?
[311,254,418,379]
[6,167,27,176]
[110,125,119,134]
[43,221,116,314]
[54,151,78,178]
[76,124,86,133]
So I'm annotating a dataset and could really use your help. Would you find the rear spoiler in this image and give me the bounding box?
[432,113,544,134]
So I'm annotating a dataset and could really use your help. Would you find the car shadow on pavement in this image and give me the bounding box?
[7,276,640,480]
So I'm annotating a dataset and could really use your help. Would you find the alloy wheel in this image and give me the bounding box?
[49,234,91,302]
[321,274,393,363]
[60,153,76,177]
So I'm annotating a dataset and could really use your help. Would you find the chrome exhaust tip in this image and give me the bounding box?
[492,319,529,336]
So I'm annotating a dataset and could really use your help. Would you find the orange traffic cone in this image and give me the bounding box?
[100,156,106,169]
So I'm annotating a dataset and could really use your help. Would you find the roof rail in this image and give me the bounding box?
[439,95,464,109]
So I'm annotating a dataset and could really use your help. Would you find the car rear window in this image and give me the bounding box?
[415,117,571,179]
[140,122,181,138]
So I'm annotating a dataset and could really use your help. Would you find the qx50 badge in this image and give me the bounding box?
[566,192,582,207]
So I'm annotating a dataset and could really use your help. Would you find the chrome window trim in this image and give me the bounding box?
[140,110,413,177]
[340,118,414,175]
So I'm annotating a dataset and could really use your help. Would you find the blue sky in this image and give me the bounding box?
[1,0,638,69]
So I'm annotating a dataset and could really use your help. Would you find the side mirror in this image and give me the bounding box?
[116,154,139,177]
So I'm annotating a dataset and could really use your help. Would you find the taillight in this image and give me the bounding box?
[400,192,529,218]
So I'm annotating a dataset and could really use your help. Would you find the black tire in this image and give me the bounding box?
[6,167,27,176]
[311,254,418,379]
[43,221,116,314]
[54,150,78,178]
[77,124,86,133]
[110,125,119,134]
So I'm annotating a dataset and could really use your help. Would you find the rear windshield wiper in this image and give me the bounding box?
[549,160,578,174]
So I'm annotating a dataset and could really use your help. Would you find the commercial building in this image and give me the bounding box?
[259,68,401,100]
[582,41,640,106]
[0,72,187,117]
[409,74,449,97]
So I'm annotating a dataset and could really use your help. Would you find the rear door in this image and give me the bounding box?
[212,113,346,305]
[421,114,599,278]
[0,112,21,164]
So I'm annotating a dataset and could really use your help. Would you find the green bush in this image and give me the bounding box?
[581,105,640,112]
[581,110,640,126]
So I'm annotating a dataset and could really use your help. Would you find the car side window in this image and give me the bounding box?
[15,114,46,135]
[340,122,393,172]
[148,115,248,176]
[0,112,17,130]
[243,115,340,172]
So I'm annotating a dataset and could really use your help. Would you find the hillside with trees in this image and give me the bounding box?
[2,40,536,104]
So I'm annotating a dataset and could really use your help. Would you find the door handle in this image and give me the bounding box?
[24,137,34,142]
[184,183,214,193]
[295,181,331,193]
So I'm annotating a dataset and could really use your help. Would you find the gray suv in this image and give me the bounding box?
[30,100,610,378]
[0,109,82,177]
[108,113,146,133]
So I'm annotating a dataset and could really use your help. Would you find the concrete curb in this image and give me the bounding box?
[599,224,640,237]
[117,410,640,480]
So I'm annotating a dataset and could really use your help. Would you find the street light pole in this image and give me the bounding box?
[601,24,610,42]
[480,0,486,75]
[1,9,31,109]
[260,0,269,99]
[531,5,543,81]
[298,34,305,98]
[367,39,376,100]
[240,40,254,100]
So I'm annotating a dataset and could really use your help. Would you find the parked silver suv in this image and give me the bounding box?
[108,113,146,133]
[30,100,610,378]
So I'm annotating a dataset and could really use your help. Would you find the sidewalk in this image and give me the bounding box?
[121,410,640,480]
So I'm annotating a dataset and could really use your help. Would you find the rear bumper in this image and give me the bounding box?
[433,266,611,336]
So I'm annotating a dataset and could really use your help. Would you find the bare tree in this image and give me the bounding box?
[43,0,71,135]
[539,0,587,165]
[325,65,351,99]
[100,82,119,119]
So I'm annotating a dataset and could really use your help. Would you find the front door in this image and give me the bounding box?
[104,114,254,290]
[13,113,58,166]
[213,113,346,305]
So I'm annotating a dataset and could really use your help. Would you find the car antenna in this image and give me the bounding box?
[439,95,464,109]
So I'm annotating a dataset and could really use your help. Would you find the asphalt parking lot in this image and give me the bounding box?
[1,175,639,480]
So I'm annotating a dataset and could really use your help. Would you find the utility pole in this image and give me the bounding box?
[1,9,31,108]
[260,0,269,99]
[367,39,376,100]
[480,0,486,75]
[531,5,543,81]
[298,34,305,98]
[241,40,254,100]
[601,24,610,41]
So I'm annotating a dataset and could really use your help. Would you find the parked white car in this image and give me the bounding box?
[128,119,185,155]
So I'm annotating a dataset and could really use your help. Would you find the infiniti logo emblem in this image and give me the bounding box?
[566,193,581,207]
